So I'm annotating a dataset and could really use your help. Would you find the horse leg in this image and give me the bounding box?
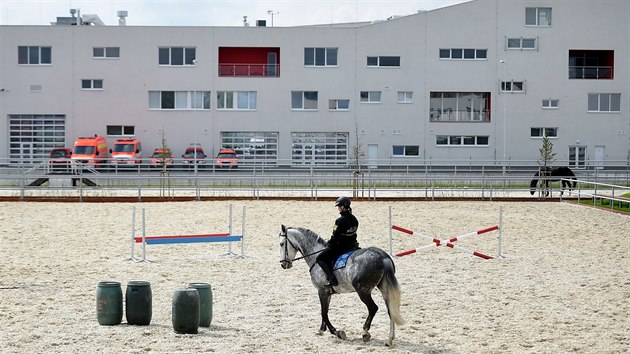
[356,289,379,342]
[317,289,345,339]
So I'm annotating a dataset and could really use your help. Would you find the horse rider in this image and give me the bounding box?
[316,196,359,287]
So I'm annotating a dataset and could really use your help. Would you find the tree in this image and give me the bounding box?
[536,134,556,197]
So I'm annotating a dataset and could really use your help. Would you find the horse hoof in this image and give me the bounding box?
[316,330,324,336]
[335,330,346,340]
[385,339,393,347]
[362,333,371,342]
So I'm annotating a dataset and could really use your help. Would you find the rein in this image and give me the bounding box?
[280,229,324,263]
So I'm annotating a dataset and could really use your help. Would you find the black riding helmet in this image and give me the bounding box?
[335,196,351,208]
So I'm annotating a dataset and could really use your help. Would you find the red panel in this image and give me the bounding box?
[219,47,280,65]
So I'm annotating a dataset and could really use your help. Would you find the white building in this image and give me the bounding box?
[0,0,628,168]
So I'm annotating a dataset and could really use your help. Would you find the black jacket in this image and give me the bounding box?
[328,210,359,251]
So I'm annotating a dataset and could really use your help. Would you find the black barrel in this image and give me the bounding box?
[96,281,123,325]
[172,288,200,334]
[188,282,213,327]
[125,281,152,325]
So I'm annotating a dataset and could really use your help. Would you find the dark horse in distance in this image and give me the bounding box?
[530,166,577,196]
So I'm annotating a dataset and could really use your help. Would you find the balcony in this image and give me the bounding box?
[430,109,491,122]
[569,50,614,80]
[218,47,280,78]
[218,63,280,77]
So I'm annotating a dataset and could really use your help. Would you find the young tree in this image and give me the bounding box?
[536,134,556,197]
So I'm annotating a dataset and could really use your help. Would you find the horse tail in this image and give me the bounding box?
[380,258,405,326]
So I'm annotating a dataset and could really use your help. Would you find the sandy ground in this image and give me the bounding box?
[0,200,628,353]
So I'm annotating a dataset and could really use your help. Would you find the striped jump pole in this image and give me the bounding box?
[392,224,498,259]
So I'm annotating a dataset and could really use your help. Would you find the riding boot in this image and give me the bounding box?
[317,260,337,287]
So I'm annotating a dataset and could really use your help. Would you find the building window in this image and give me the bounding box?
[392,145,419,156]
[107,125,135,136]
[500,81,525,93]
[542,99,559,109]
[18,46,52,65]
[360,91,381,103]
[93,47,120,58]
[81,79,103,90]
[569,50,614,79]
[430,92,491,122]
[526,7,551,26]
[507,38,537,50]
[367,56,400,67]
[531,127,558,138]
[329,99,350,111]
[291,91,318,110]
[397,91,413,103]
[436,135,489,146]
[158,47,196,66]
[148,91,210,110]
[291,132,348,166]
[217,91,257,110]
[588,93,621,112]
[304,48,338,66]
[439,48,487,60]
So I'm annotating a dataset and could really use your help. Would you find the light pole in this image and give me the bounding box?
[267,10,279,26]
[499,59,508,171]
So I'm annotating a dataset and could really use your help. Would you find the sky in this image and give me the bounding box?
[0,0,470,27]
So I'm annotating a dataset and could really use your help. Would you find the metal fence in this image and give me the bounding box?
[1,158,629,201]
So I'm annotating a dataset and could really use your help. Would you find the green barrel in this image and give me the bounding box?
[96,281,123,325]
[172,288,200,334]
[188,282,213,327]
[125,281,152,325]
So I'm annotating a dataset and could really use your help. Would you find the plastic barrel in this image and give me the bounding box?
[96,281,123,325]
[125,281,152,325]
[172,288,200,334]
[188,282,213,327]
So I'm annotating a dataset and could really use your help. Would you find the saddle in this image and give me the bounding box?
[333,246,360,270]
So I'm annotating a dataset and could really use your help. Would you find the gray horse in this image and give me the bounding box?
[279,225,405,346]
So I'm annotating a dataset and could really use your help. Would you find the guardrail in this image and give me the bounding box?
[1,167,629,202]
[571,179,630,210]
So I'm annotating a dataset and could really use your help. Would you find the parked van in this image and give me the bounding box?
[110,138,143,167]
[71,135,109,168]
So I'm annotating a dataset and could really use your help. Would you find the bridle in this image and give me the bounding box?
[279,228,324,267]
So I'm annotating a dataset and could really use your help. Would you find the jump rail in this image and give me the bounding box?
[127,204,247,262]
[388,206,504,259]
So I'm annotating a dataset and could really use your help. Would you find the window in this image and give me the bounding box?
[291,91,318,110]
[360,91,381,103]
[439,48,487,60]
[530,127,558,138]
[397,91,413,103]
[329,99,350,111]
[392,145,419,156]
[542,99,559,109]
[500,81,525,93]
[158,47,196,66]
[217,91,257,110]
[304,48,338,66]
[93,47,120,58]
[588,93,621,112]
[507,38,537,50]
[436,135,489,146]
[18,46,51,65]
[107,125,135,136]
[148,91,210,110]
[526,7,551,26]
[430,92,491,122]
[81,79,103,90]
[367,56,400,67]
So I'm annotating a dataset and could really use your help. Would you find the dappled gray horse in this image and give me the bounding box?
[279,225,405,346]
